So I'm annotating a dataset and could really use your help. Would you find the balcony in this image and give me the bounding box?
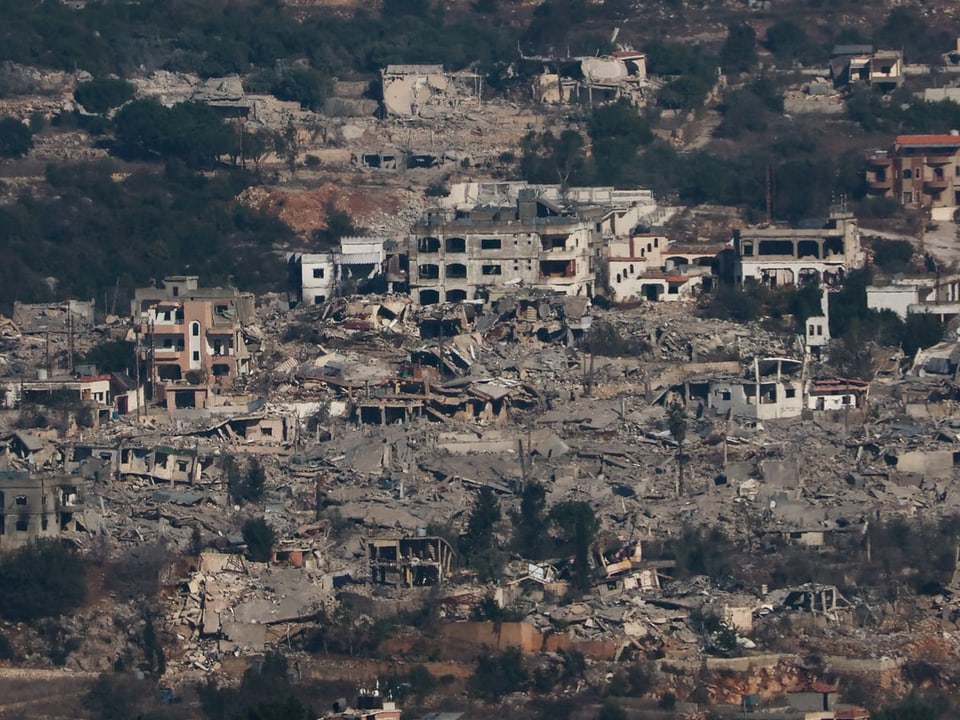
[867,177,892,192]
[926,155,954,166]
[867,153,891,168]
[925,176,949,190]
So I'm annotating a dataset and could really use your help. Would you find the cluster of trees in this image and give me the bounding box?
[0,160,291,314]
[521,112,865,224]
[457,484,600,592]
[0,540,86,622]
[520,100,654,187]
[646,41,719,113]
[0,0,514,82]
[847,89,960,135]
[701,279,824,333]
[829,268,945,377]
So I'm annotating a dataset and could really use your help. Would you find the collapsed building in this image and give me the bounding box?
[532,51,648,105]
[287,236,404,307]
[379,65,482,118]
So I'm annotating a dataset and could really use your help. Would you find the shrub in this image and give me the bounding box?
[0,540,86,622]
[0,116,32,158]
[467,646,528,700]
[74,78,135,114]
[242,517,276,563]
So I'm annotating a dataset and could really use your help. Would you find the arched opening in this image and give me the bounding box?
[446,289,468,302]
[418,236,441,253]
[419,289,440,305]
[445,237,466,253]
[446,263,467,279]
[418,264,440,279]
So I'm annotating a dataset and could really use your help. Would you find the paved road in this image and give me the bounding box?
[862,220,960,267]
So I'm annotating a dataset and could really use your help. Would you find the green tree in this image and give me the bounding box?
[588,99,653,181]
[140,610,166,675]
[242,517,276,563]
[666,401,687,497]
[245,458,266,502]
[520,130,590,186]
[873,239,915,274]
[467,646,529,700]
[657,75,712,111]
[460,487,503,580]
[113,100,236,167]
[84,339,135,374]
[549,500,599,591]
[515,480,548,558]
[0,540,86,621]
[764,20,810,65]
[790,280,823,333]
[902,313,945,358]
[272,67,332,112]
[721,22,757,73]
[74,78,135,115]
[0,116,32,158]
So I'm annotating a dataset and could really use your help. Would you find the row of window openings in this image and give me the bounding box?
[154,305,230,322]
[0,516,49,533]
[419,262,534,278]
[877,167,957,182]
[716,387,797,400]
[418,237,577,253]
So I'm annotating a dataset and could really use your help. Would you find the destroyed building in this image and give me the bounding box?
[867,270,960,322]
[732,211,863,289]
[533,51,648,105]
[675,357,806,420]
[0,471,61,550]
[379,64,482,118]
[830,45,903,91]
[131,276,256,409]
[288,236,403,306]
[369,535,454,587]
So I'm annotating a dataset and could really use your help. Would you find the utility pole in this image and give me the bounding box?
[134,328,143,418]
[149,320,156,403]
[765,164,773,224]
[67,304,74,375]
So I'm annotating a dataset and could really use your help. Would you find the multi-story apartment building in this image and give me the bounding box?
[409,189,601,305]
[866,133,960,219]
[732,211,863,289]
[131,277,255,409]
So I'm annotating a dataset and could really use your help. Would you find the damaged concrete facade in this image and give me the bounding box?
[369,535,454,587]
[288,237,398,307]
[0,471,63,550]
[733,212,864,289]
[410,189,601,305]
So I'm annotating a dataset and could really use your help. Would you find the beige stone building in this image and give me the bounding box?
[132,277,255,409]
